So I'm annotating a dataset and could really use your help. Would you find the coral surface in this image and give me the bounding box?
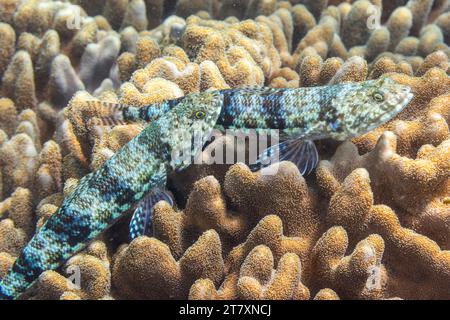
[0,0,449,300]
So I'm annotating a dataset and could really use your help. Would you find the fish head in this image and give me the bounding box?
[163,91,223,170]
[331,76,413,139]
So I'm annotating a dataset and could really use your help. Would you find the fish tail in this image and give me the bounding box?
[85,100,143,123]
[0,276,28,300]
[0,196,93,299]
[85,97,184,125]
[0,258,35,300]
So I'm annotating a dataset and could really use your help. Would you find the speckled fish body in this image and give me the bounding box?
[112,77,412,174]
[0,78,412,299]
[0,92,223,300]
[117,76,413,141]
[108,77,413,239]
[215,77,413,140]
[215,77,412,172]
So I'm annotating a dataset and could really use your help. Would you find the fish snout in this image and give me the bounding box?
[388,85,413,107]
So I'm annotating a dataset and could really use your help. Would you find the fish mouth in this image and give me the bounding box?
[400,85,413,101]
[400,88,414,108]
[405,91,414,105]
[389,85,413,109]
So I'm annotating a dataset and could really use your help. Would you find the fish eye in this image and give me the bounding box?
[193,110,206,119]
[372,91,384,102]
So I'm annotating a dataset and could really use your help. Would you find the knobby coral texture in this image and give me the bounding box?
[0,0,449,300]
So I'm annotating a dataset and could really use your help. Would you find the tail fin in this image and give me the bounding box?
[0,264,32,300]
[85,100,131,114]
[84,99,179,125]
[88,116,128,127]
[85,100,142,123]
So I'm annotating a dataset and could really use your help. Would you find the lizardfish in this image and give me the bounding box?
[0,77,412,299]
[98,76,412,240]
[0,92,223,299]
[98,76,412,176]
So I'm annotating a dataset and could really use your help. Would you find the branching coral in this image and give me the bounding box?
[0,0,449,300]
[317,160,450,299]
[0,188,34,256]
[0,133,38,197]
[191,246,310,300]
[79,35,121,92]
[144,162,394,300]
[34,140,62,202]
[112,230,224,299]
[319,132,450,246]
[0,22,15,79]
[2,51,37,112]
[48,54,85,108]
[29,241,111,300]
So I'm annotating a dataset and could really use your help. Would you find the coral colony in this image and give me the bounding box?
[0,0,449,300]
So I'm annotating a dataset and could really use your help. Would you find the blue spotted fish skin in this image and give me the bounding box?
[0,78,412,299]
[105,78,412,177]
[119,77,413,141]
[0,92,223,300]
[78,79,415,240]
[121,77,414,239]
[0,126,168,299]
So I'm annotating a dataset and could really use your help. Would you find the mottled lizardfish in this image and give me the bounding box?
[0,76,412,299]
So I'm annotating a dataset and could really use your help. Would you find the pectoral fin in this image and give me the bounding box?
[128,188,174,240]
[250,139,319,176]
